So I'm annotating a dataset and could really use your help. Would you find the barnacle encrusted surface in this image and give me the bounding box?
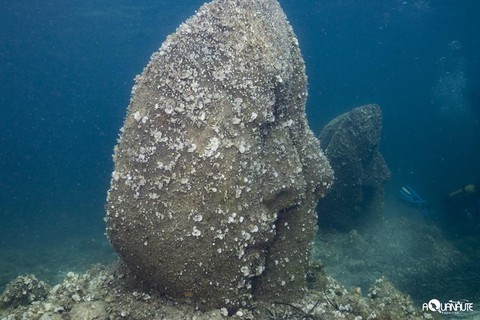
[106,0,333,310]
[317,104,391,231]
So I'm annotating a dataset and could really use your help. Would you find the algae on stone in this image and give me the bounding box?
[106,0,333,311]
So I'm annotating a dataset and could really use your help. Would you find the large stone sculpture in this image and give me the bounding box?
[106,0,333,311]
[317,104,391,231]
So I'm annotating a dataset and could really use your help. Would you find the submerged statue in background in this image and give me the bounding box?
[105,0,333,311]
[317,104,391,231]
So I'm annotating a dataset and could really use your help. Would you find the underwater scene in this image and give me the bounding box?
[1,0,479,319]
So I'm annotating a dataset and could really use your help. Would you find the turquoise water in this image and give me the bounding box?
[1,0,479,310]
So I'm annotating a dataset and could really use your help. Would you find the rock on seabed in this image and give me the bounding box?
[105,0,333,311]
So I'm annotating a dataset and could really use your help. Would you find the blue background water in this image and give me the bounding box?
[1,0,479,302]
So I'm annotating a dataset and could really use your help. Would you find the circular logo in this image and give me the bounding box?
[428,299,441,312]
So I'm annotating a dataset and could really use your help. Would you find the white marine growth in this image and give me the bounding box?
[106,0,333,311]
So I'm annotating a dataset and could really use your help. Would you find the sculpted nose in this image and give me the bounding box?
[261,127,306,213]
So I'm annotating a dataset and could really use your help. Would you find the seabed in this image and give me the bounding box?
[2,204,479,319]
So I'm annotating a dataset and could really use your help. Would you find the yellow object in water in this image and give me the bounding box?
[449,184,476,197]
[464,184,476,193]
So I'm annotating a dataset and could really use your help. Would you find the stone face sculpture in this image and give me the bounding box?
[317,104,391,231]
[106,0,333,311]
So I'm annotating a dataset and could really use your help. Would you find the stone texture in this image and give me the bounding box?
[105,0,333,311]
[0,264,434,320]
[0,275,49,309]
[69,301,108,320]
[317,104,391,231]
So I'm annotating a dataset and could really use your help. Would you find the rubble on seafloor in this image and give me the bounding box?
[0,262,436,320]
